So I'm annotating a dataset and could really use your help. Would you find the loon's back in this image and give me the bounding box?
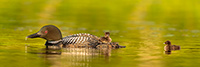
[62,33,100,47]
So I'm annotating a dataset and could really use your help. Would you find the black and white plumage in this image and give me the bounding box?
[62,33,100,47]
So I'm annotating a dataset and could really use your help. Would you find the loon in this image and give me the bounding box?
[27,25,125,49]
[164,40,180,51]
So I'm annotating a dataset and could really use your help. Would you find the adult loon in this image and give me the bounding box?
[27,25,125,49]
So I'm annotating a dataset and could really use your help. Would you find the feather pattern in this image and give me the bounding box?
[62,33,100,46]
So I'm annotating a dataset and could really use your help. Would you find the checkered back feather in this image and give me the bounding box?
[62,33,100,45]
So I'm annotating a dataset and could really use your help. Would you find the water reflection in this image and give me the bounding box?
[164,51,172,55]
[43,48,112,56]
[27,47,113,67]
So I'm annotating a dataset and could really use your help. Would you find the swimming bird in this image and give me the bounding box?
[96,42,126,49]
[99,32,112,44]
[164,40,180,51]
[27,25,100,49]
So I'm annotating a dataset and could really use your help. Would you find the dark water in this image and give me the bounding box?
[1,0,200,67]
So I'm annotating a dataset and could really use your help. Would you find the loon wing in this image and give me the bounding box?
[62,33,100,46]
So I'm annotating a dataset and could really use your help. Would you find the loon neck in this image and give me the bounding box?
[47,39,62,44]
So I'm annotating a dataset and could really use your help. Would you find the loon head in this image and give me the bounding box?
[27,25,62,41]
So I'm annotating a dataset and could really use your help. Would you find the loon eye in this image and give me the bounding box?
[45,30,48,34]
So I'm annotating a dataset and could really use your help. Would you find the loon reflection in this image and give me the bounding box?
[25,45,115,67]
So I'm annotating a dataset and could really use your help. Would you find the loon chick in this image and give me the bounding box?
[164,40,180,51]
[96,42,126,49]
[27,25,99,49]
[99,32,112,44]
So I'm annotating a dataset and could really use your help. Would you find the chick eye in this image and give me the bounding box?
[45,30,48,34]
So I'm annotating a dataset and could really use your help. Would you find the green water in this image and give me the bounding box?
[1,0,200,67]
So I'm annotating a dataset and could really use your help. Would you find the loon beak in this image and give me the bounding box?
[27,33,41,38]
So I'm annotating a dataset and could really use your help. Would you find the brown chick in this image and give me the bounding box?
[164,40,180,51]
[99,32,112,44]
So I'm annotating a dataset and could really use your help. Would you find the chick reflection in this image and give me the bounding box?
[164,51,172,55]
[164,40,180,55]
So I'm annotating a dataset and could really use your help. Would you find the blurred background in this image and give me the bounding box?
[0,0,200,67]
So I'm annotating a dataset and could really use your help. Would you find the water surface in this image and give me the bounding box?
[0,0,200,67]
